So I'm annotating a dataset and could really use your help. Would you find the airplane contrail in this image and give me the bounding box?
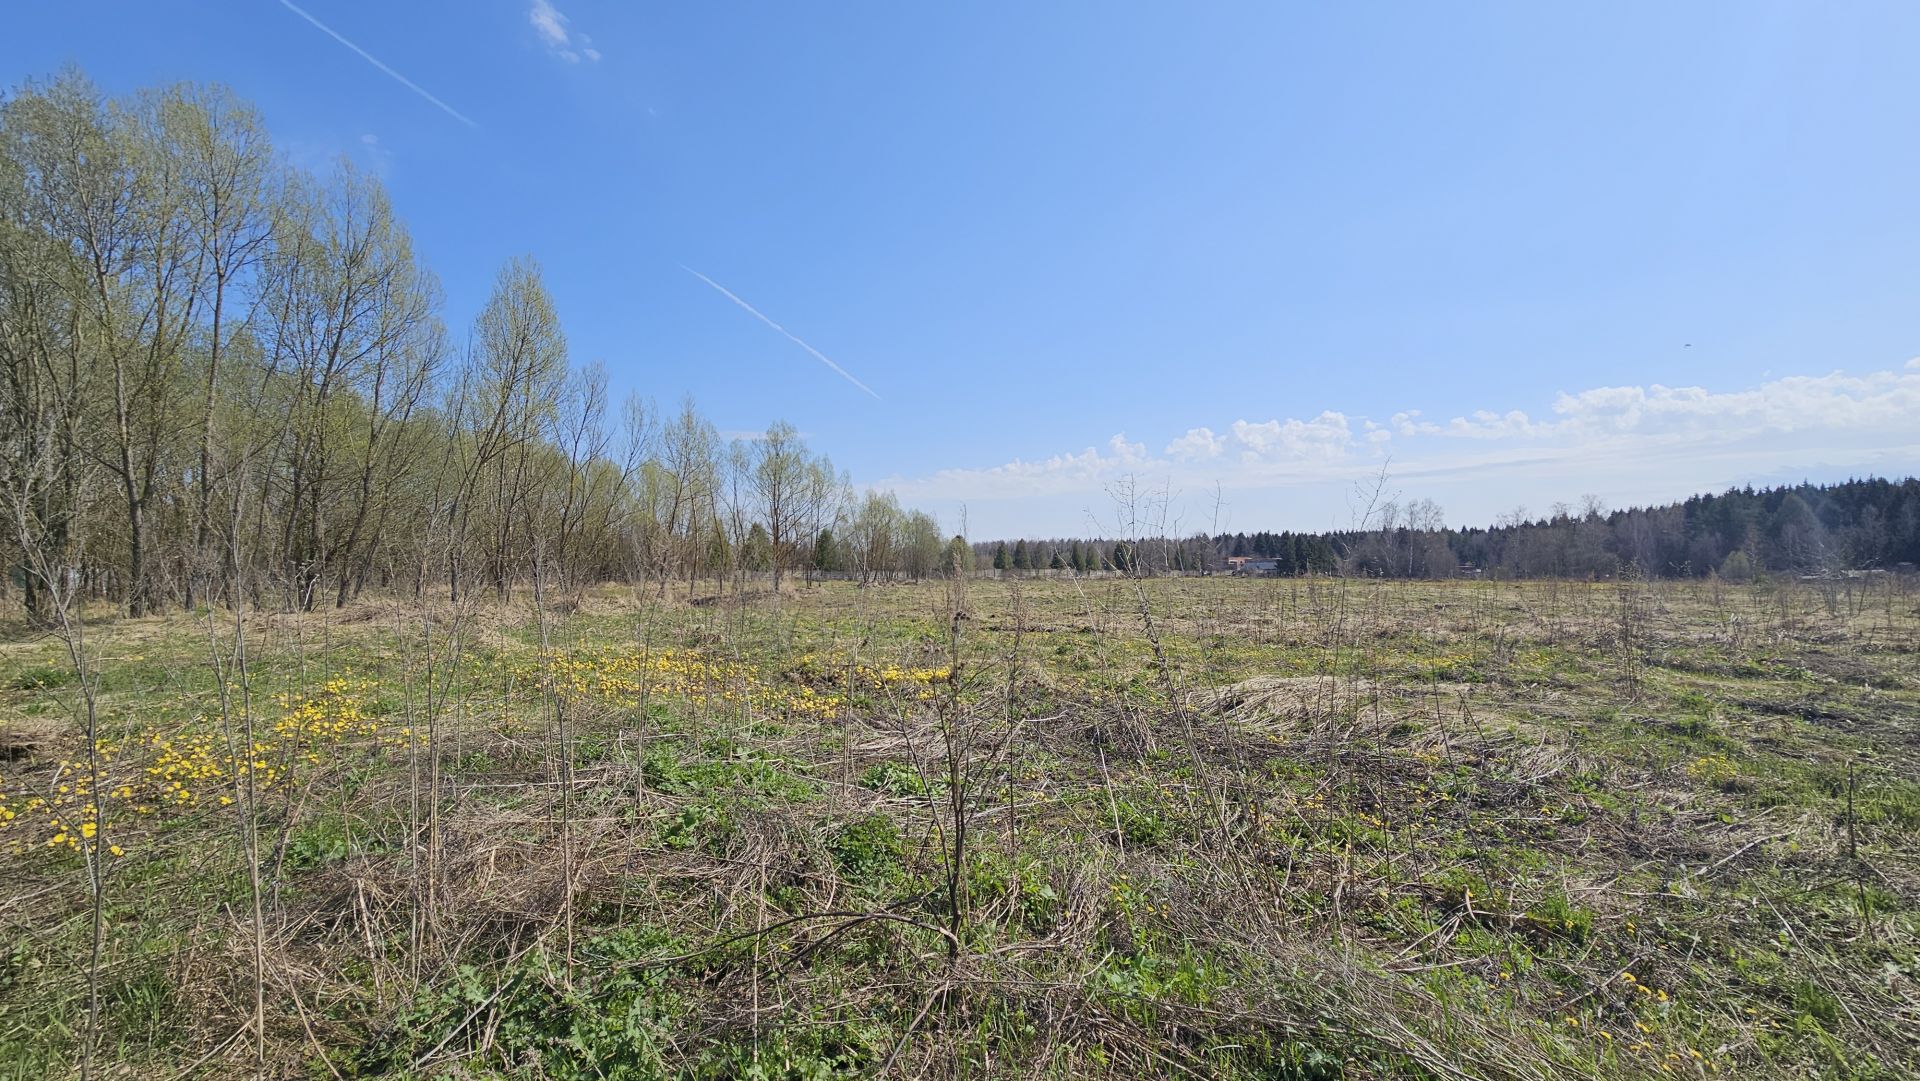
[682,266,882,400]
[277,0,480,129]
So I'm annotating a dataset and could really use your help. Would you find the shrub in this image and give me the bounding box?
[1719,551,1755,582]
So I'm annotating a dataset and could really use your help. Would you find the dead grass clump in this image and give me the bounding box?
[0,716,59,762]
[1189,675,1374,731]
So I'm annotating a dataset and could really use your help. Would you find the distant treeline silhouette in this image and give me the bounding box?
[973,477,1920,579]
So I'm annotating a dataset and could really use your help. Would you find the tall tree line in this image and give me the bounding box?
[1296,481,1920,579]
[0,71,946,619]
[979,478,1920,580]
[969,535,1222,577]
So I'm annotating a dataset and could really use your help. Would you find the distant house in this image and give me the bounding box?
[1233,559,1281,576]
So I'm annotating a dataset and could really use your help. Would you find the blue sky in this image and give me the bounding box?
[7,2,1919,537]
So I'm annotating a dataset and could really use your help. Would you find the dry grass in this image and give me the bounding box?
[0,574,1916,1079]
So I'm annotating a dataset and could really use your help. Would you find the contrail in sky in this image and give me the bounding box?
[277,0,479,129]
[682,266,882,400]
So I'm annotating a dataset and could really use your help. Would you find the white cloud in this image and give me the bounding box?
[1165,427,1223,461]
[891,435,1153,502]
[528,0,567,45]
[1396,408,1552,439]
[879,363,1920,536]
[1107,433,1149,462]
[1227,412,1355,462]
[1385,369,1920,444]
[1164,414,1356,464]
[891,414,1364,504]
[529,0,599,63]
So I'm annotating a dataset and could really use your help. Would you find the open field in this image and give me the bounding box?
[1,574,1916,1080]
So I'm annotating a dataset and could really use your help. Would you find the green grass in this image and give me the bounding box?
[0,574,1915,1079]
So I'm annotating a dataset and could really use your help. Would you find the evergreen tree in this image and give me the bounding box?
[744,523,773,571]
[812,529,839,572]
[992,542,1011,571]
[1048,549,1066,570]
[1012,539,1031,570]
[1310,537,1336,573]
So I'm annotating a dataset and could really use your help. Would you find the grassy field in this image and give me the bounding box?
[1,574,1916,1079]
